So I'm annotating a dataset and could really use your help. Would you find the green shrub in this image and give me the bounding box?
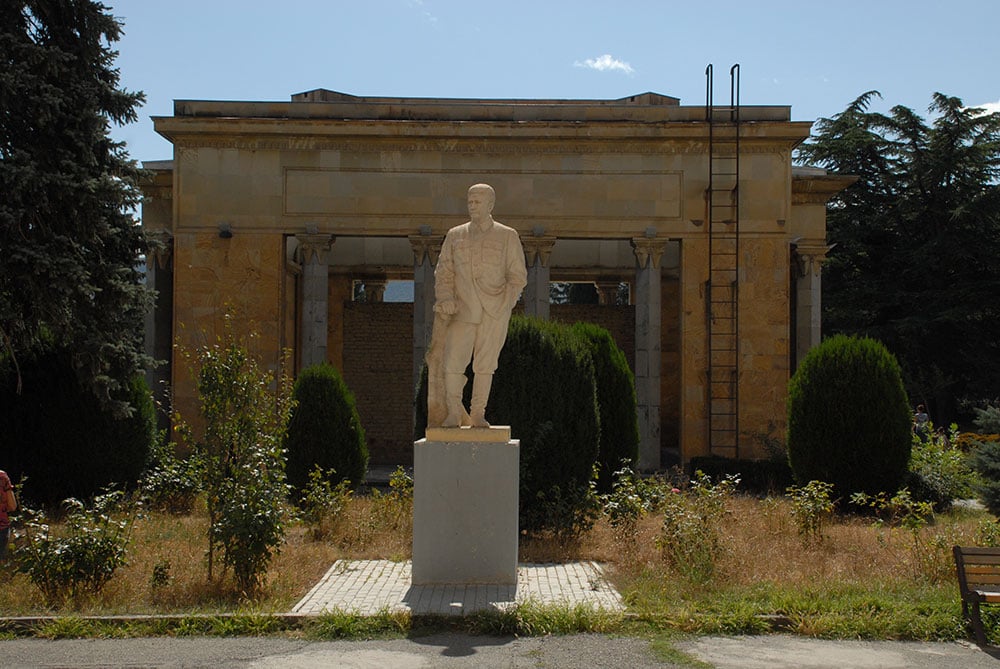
[570,322,639,493]
[17,491,135,604]
[173,315,293,594]
[414,316,601,535]
[139,436,199,514]
[285,363,368,499]
[489,317,601,534]
[906,424,978,510]
[298,466,352,541]
[787,335,912,501]
[786,480,835,543]
[0,349,156,506]
[656,471,738,583]
[687,456,794,495]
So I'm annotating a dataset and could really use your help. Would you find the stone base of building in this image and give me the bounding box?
[412,428,519,585]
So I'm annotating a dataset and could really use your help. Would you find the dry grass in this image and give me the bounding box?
[0,491,987,626]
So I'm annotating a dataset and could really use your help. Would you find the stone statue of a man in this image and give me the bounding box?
[427,184,527,428]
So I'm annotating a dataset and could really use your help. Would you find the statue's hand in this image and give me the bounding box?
[435,300,458,316]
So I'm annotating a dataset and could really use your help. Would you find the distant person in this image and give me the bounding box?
[914,404,930,442]
[0,469,16,561]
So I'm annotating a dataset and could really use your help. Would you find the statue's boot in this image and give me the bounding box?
[442,372,466,427]
[470,373,493,428]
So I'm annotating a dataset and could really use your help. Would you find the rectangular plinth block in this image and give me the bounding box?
[424,425,511,443]
[412,436,519,585]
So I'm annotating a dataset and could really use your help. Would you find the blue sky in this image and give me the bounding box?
[109,0,1000,163]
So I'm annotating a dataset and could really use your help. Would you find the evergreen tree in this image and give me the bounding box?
[797,92,1000,420]
[0,1,151,414]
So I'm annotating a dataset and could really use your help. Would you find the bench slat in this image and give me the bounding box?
[953,545,1000,645]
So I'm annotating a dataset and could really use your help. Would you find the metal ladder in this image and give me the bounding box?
[704,63,741,458]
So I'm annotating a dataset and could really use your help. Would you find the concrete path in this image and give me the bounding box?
[292,559,624,615]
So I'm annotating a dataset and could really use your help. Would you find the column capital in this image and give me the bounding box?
[145,229,174,270]
[794,242,834,277]
[296,233,334,265]
[521,235,557,267]
[631,237,670,269]
[409,234,445,266]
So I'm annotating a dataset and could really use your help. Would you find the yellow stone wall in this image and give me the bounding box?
[170,231,286,428]
[738,237,791,456]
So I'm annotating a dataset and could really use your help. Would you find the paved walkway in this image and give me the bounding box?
[292,560,624,616]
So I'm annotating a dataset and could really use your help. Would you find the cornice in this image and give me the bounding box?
[792,174,857,205]
[165,135,804,156]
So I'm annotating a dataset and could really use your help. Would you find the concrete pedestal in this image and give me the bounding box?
[412,426,519,585]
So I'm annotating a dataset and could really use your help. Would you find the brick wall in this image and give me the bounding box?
[341,302,415,465]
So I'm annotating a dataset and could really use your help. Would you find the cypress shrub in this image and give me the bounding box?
[0,349,156,506]
[570,322,639,493]
[415,315,601,534]
[787,334,911,500]
[284,363,368,499]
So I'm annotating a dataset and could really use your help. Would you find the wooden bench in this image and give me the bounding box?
[953,545,1000,645]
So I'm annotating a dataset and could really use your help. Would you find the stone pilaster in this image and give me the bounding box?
[410,234,444,391]
[522,235,556,320]
[296,233,334,368]
[793,242,832,368]
[144,230,174,432]
[632,237,669,471]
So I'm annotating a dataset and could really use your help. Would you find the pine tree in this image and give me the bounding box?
[0,1,151,414]
[797,92,1000,419]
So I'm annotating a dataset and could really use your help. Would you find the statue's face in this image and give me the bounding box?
[468,190,493,219]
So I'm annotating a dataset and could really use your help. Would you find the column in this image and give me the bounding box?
[632,237,669,471]
[521,235,556,320]
[410,233,444,392]
[144,230,173,433]
[296,232,334,369]
[793,243,832,368]
[365,278,388,303]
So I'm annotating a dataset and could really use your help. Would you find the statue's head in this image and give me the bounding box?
[468,183,496,217]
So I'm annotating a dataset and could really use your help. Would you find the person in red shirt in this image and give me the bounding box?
[0,469,16,561]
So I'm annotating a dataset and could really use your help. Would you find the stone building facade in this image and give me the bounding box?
[140,88,851,470]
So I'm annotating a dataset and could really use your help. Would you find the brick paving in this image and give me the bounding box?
[292,560,624,616]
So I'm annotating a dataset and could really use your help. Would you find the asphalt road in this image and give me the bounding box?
[0,633,998,668]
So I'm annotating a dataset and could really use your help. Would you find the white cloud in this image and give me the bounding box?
[968,99,1000,115]
[574,54,635,75]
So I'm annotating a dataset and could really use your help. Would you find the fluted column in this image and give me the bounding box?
[296,233,334,369]
[632,236,669,471]
[410,233,444,391]
[793,242,832,368]
[522,235,556,320]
